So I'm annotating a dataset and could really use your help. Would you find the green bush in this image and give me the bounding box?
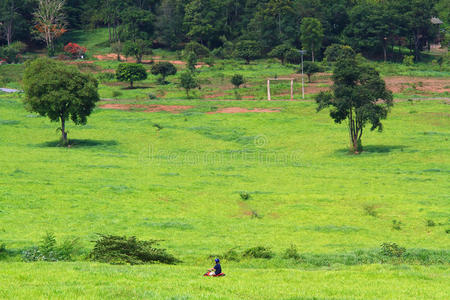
[183,41,210,58]
[0,41,26,64]
[231,74,245,88]
[243,246,274,259]
[151,62,177,84]
[426,219,436,227]
[90,234,179,265]
[239,191,250,200]
[380,242,405,258]
[22,232,79,262]
[116,63,147,88]
[403,55,414,66]
[392,219,402,230]
[283,244,300,260]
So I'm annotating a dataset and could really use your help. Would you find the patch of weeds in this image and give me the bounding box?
[363,204,378,217]
[251,210,262,219]
[243,246,274,259]
[90,234,179,265]
[311,225,360,233]
[445,229,450,234]
[148,93,158,100]
[222,248,240,261]
[380,242,406,258]
[112,90,122,98]
[22,232,79,262]
[426,219,436,227]
[239,192,250,200]
[0,243,7,259]
[282,244,300,260]
[392,220,402,230]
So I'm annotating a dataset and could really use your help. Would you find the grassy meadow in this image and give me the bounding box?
[0,29,449,299]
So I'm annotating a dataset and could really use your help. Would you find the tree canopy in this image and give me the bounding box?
[22,57,99,145]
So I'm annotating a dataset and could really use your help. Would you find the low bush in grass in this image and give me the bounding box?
[90,234,179,265]
[22,232,79,262]
[243,246,274,259]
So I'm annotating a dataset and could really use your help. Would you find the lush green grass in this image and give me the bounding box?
[0,28,448,299]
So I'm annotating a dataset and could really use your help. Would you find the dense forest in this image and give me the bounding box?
[0,0,449,62]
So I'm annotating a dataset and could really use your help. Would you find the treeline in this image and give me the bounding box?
[0,0,449,61]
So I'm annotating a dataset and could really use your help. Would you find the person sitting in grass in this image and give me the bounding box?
[205,258,222,276]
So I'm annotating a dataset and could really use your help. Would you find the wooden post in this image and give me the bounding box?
[290,79,294,101]
[267,79,271,101]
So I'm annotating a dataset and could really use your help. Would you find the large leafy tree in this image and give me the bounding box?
[316,57,393,154]
[234,40,261,64]
[23,58,99,146]
[300,17,324,62]
[116,63,147,88]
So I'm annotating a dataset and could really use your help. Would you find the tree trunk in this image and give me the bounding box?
[311,44,315,62]
[383,43,387,62]
[60,117,68,145]
[307,74,311,83]
[108,23,111,43]
[130,80,133,88]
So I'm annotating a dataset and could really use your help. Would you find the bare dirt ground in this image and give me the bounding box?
[207,107,281,114]
[93,54,207,68]
[99,103,193,113]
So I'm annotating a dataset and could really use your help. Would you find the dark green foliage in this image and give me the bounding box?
[179,71,198,97]
[363,204,378,217]
[324,44,356,63]
[90,234,178,265]
[300,18,324,62]
[392,220,402,230]
[184,41,210,58]
[243,246,274,259]
[284,49,302,65]
[0,41,26,63]
[426,220,436,227]
[116,63,147,88]
[268,44,292,64]
[316,56,393,153]
[301,61,323,82]
[380,243,406,258]
[186,52,197,72]
[231,74,245,88]
[151,62,177,83]
[222,248,240,261]
[123,39,152,63]
[239,191,250,200]
[22,232,79,262]
[283,244,300,260]
[234,40,261,64]
[23,58,99,145]
[0,243,7,260]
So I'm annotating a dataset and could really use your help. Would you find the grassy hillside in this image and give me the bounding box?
[0,29,448,299]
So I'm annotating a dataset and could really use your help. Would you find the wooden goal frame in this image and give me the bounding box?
[267,78,295,101]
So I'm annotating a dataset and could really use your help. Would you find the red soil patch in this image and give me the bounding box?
[208,107,281,114]
[93,53,207,68]
[99,103,193,113]
[384,76,450,94]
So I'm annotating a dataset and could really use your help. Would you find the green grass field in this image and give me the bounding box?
[0,29,449,299]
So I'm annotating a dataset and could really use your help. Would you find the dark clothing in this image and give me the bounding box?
[214,263,222,274]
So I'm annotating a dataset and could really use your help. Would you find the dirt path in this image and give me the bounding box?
[99,103,193,113]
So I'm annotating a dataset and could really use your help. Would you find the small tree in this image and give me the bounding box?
[179,71,198,97]
[186,52,197,72]
[0,41,26,63]
[151,62,177,84]
[302,61,323,82]
[324,44,356,63]
[284,49,302,65]
[231,74,245,88]
[111,42,123,61]
[184,41,210,58]
[316,57,393,153]
[268,44,291,64]
[234,40,261,64]
[300,17,324,62]
[123,39,152,63]
[116,63,147,88]
[23,58,99,145]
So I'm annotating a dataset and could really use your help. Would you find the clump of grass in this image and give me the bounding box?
[363,204,378,217]
[112,90,122,98]
[392,220,402,230]
[239,192,250,200]
[282,244,300,260]
[243,246,274,259]
[426,219,436,227]
[22,232,79,262]
[90,234,178,265]
[380,242,405,258]
[222,248,240,261]
[251,210,262,219]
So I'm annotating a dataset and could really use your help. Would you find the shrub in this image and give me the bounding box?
[392,219,402,230]
[324,44,355,63]
[426,219,436,227]
[148,93,158,100]
[112,90,123,98]
[231,74,245,88]
[90,234,178,265]
[300,61,323,82]
[284,49,302,65]
[239,191,250,200]
[222,248,240,261]
[380,242,406,258]
[243,246,274,259]
[63,42,87,58]
[186,52,197,72]
[179,71,199,97]
[283,244,300,260]
[0,41,26,63]
[0,243,7,259]
[151,62,177,84]
[268,44,291,64]
[403,55,414,66]
[183,41,210,58]
[22,232,79,262]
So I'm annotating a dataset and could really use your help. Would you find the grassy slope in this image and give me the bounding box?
[0,29,449,299]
